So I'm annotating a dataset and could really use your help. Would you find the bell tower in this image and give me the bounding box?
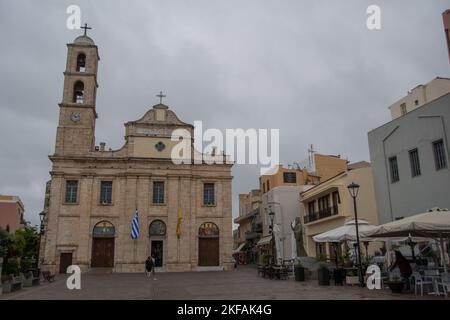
[54,26,99,156]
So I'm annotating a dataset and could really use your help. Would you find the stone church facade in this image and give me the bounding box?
[39,33,233,273]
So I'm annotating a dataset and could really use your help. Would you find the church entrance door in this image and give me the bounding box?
[198,238,219,266]
[151,240,163,267]
[198,222,220,266]
[91,238,115,268]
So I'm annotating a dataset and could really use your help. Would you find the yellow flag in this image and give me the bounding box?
[176,208,182,238]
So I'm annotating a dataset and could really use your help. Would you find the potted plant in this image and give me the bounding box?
[294,259,305,282]
[385,276,404,293]
[316,254,330,286]
[345,269,359,285]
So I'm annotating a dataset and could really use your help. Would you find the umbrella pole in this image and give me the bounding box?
[439,237,447,273]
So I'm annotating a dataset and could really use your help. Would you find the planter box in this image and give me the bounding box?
[346,276,359,285]
[386,281,404,294]
[318,268,330,286]
[294,266,305,282]
[2,282,12,294]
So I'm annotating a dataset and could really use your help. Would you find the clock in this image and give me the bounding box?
[70,112,81,122]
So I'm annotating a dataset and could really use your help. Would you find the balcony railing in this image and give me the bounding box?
[304,205,339,224]
[245,231,260,240]
[251,222,263,233]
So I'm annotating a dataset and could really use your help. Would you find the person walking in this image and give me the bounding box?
[390,250,412,291]
[145,256,154,278]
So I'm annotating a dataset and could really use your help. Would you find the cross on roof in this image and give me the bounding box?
[156,91,166,104]
[80,23,92,36]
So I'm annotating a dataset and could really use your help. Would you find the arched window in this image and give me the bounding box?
[149,220,166,236]
[76,53,86,72]
[73,81,84,103]
[93,221,115,238]
[198,222,219,237]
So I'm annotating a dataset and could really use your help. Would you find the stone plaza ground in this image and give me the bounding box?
[0,265,444,300]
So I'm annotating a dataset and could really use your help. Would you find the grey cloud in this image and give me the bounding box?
[0,0,448,227]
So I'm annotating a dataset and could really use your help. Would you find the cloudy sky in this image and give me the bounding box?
[0,0,449,228]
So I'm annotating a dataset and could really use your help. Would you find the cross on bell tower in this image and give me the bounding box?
[80,23,92,36]
[156,91,166,104]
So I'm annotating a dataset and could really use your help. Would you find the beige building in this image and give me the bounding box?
[233,190,262,255]
[300,162,379,258]
[389,77,450,119]
[259,153,347,194]
[39,33,233,274]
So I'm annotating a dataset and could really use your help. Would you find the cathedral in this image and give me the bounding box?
[39,30,233,273]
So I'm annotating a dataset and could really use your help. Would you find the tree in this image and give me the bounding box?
[0,227,9,258]
[1,226,40,275]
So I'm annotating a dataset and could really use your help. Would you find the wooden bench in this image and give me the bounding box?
[41,271,56,283]
[21,271,40,287]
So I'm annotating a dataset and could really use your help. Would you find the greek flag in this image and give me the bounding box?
[131,208,139,239]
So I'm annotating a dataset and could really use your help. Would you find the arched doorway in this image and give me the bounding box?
[149,220,166,267]
[198,222,220,266]
[91,221,115,268]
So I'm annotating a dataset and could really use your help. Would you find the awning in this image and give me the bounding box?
[313,220,377,243]
[256,235,272,247]
[232,242,246,254]
[361,208,450,239]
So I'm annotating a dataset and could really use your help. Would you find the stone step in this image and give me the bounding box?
[87,267,113,274]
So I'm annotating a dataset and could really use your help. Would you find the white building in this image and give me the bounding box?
[261,185,313,263]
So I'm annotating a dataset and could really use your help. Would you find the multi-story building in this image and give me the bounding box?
[300,162,379,258]
[388,77,450,120]
[258,153,348,263]
[368,90,450,224]
[233,189,262,263]
[0,195,25,233]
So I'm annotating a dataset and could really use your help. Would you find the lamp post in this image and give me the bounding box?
[347,182,364,287]
[268,210,275,265]
[39,211,46,235]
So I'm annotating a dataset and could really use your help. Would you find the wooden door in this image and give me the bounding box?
[59,253,73,274]
[91,238,115,268]
[198,238,219,266]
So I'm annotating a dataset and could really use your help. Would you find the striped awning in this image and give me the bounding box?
[232,242,246,254]
[256,235,272,247]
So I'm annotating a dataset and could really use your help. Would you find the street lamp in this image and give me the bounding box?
[39,211,46,235]
[347,182,364,287]
[268,210,275,265]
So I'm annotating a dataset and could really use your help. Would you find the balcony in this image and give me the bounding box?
[252,222,263,233]
[245,231,260,240]
[234,208,260,224]
[304,205,339,224]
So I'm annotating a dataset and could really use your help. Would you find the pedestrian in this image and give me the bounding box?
[145,256,153,278]
[390,250,412,290]
[150,254,157,280]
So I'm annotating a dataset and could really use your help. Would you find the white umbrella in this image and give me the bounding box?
[361,208,450,238]
[362,208,450,272]
[313,219,377,243]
